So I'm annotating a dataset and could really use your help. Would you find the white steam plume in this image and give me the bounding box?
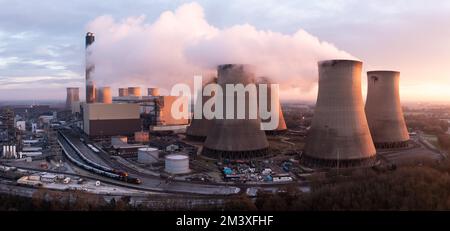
[86,2,355,99]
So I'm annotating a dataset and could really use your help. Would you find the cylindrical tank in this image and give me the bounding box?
[96,87,112,104]
[137,147,159,164]
[147,88,160,96]
[302,60,376,168]
[203,64,269,159]
[128,87,141,97]
[365,71,409,149]
[118,88,129,97]
[66,87,80,110]
[165,154,190,174]
[256,77,287,134]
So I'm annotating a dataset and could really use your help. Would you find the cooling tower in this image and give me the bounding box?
[202,64,269,159]
[66,87,80,110]
[118,88,129,97]
[365,71,409,149]
[128,87,141,97]
[186,78,217,141]
[147,88,160,96]
[96,87,112,104]
[85,32,96,103]
[256,77,287,134]
[302,60,376,168]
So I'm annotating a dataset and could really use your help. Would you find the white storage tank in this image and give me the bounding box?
[137,147,159,164]
[165,154,190,174]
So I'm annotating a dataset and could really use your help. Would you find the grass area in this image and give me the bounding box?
[423,133,440,149]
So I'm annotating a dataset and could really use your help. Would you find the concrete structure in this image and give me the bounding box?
[96,87,112,104]
[71,101,81,114]
[147,88,160,96]
[118,88,129,97]
[257,77,287,134]
[156,96,189,126]
[128,87,141,97]
[85,32,96,103]
[82,103,140,137]
[134,131,150,143]
[302,60,376,168]
[66,87,80,110]
[137,147,159,164]
[186,78,216,141]
[165,154,190,174]
[365,71,410,149]
[203,64,269,159]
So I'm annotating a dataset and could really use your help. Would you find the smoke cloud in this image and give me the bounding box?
[86,2,355,99]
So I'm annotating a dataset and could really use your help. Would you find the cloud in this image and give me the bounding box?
[86,2,354,97]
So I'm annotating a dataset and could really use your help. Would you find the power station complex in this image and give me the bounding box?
[65,33,410,169]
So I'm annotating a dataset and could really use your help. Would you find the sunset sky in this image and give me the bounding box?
[0,0,450,103]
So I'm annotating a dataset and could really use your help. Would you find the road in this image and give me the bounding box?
[59,130,241,196]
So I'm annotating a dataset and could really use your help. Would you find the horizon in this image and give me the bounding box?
[1,1,450,103]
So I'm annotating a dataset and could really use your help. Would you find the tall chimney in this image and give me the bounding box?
[302,60,376,168]
[365,71,409,149]
[85,32,96,103]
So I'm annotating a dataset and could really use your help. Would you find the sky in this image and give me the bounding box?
[0,0,450,103]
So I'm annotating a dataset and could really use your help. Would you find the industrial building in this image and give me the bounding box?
[302,60,377,168]
[82,103,141,137]
[113,90,189,131]
[365,71,410,148]
[134,131,150,143]
[85,32,96,103]
[203,64,269,159]
[66,87,80,110]
[257,77,287,134]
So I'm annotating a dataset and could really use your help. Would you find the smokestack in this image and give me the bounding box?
[147,88,160,96]
[302,60,376,168]
[85,32,96,103]
[186,78,217,141]
[96,87,112,104]
[365,71,410,149]
[256,77,287,134]
[66,87,80,110]
[128,87,141,97]
[202,64,269,159]
[118,88,129,97]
